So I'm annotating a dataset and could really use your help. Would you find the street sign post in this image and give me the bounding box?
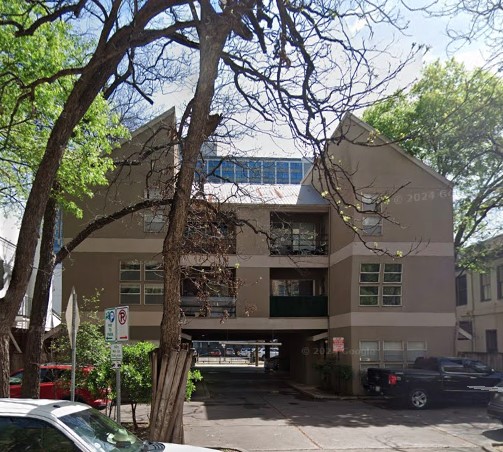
[104,307,129,424]
[65,287,79,402]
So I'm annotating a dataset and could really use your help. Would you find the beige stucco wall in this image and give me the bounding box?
[456,255,503,353]
[328,326,456,394]
[236,267,270,317]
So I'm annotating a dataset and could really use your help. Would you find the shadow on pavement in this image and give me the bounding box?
[189,365,502,430]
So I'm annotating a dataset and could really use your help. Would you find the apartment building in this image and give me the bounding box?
[2,212,62,366]
[456,235,503,353]
[61,109,456,393]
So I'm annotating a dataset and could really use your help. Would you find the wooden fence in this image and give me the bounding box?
[458,352,503,371]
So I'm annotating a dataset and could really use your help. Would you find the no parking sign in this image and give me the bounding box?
[105,306,129,342]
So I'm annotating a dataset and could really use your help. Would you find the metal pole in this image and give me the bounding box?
[70,289,77,402]
[116,365,121,424]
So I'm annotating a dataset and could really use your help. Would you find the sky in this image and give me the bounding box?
[152,4,492,158]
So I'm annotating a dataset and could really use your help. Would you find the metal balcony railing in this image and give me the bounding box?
[181,296,236,318]
[270,295,328,317]
[270,233,328,256]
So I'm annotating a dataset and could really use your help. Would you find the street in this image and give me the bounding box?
[183,365,503,452]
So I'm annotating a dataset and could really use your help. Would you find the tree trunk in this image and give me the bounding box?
[149,347,193,442]
[0,0,180,396]
[21,196,57,398]
[151,5,231,442]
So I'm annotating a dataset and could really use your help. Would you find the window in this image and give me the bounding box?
[145,262,163,281]
[0,417,75,452]
[361,193,382,235]
[359,340,379,362]
[360,263,380,282]
[480,273,491,301]
[359,286,379,306]
[181,268,236,298]
[120,284,141,305]
[383,341,403,362]
[362,216,382,235]
[143,188,166,232]
[406,341,426,362]
[271,280,314,296]
[290,162,303,183]
[486,329,498,352]
[145,284,164,305]
[262,162,275,184]
[456,274,468,306]
[270,221,320,255]
[248,161,262,183]
[360,340,427,368]
[120,262,141,281]
[497,265,503,300]
[359,263,402,306]
[235,163,248,183]
[143,211,166,233]
[207,159,221,182]
[277,162,289,183]
[221,161,235,181]
[382,286,402,306]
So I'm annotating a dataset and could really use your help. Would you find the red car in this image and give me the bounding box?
[9,364,108,409]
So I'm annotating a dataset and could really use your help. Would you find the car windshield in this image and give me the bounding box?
[60,407,145,451]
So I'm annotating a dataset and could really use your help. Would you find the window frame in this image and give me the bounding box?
[361,193,383,236]
[359,263,403,307]
[360,340,427,367]
[119,283,141,305]
[486,329,498,353]
[144,261,163,281]
[120,261,141,281]
[480,272,492,302]
[456,274,468,306]
[497,265,503,300]
[144,283,164,305]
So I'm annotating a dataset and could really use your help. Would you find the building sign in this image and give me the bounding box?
[332,337,345,353]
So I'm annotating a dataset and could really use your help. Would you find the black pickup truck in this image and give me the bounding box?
[366,357,503,409]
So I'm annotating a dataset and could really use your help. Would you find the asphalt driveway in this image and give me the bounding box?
[183,365,503,452]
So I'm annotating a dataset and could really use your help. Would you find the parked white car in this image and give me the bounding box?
[0,399,218,452]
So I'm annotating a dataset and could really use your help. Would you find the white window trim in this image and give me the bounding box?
[359,263,403,307]
[359,340,427,367]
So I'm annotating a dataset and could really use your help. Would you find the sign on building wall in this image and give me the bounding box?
[332,337,345,353]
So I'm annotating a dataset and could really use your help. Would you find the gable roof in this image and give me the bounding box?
[129,107,176,140]
[330,112,453,188]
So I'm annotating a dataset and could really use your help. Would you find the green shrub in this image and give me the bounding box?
[185,369,203,401]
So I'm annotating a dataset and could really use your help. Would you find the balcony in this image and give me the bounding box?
[270,233,328,256]
[181,296,236,318]
[270,296,328,317]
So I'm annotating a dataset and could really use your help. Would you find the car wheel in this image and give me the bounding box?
[409,388,429,409]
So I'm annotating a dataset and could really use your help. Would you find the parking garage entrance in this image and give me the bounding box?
[192,340,281,368]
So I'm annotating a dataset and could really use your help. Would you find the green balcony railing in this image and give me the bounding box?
[270,296,328,317]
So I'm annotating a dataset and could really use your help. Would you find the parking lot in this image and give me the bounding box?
[184,366,503,452]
